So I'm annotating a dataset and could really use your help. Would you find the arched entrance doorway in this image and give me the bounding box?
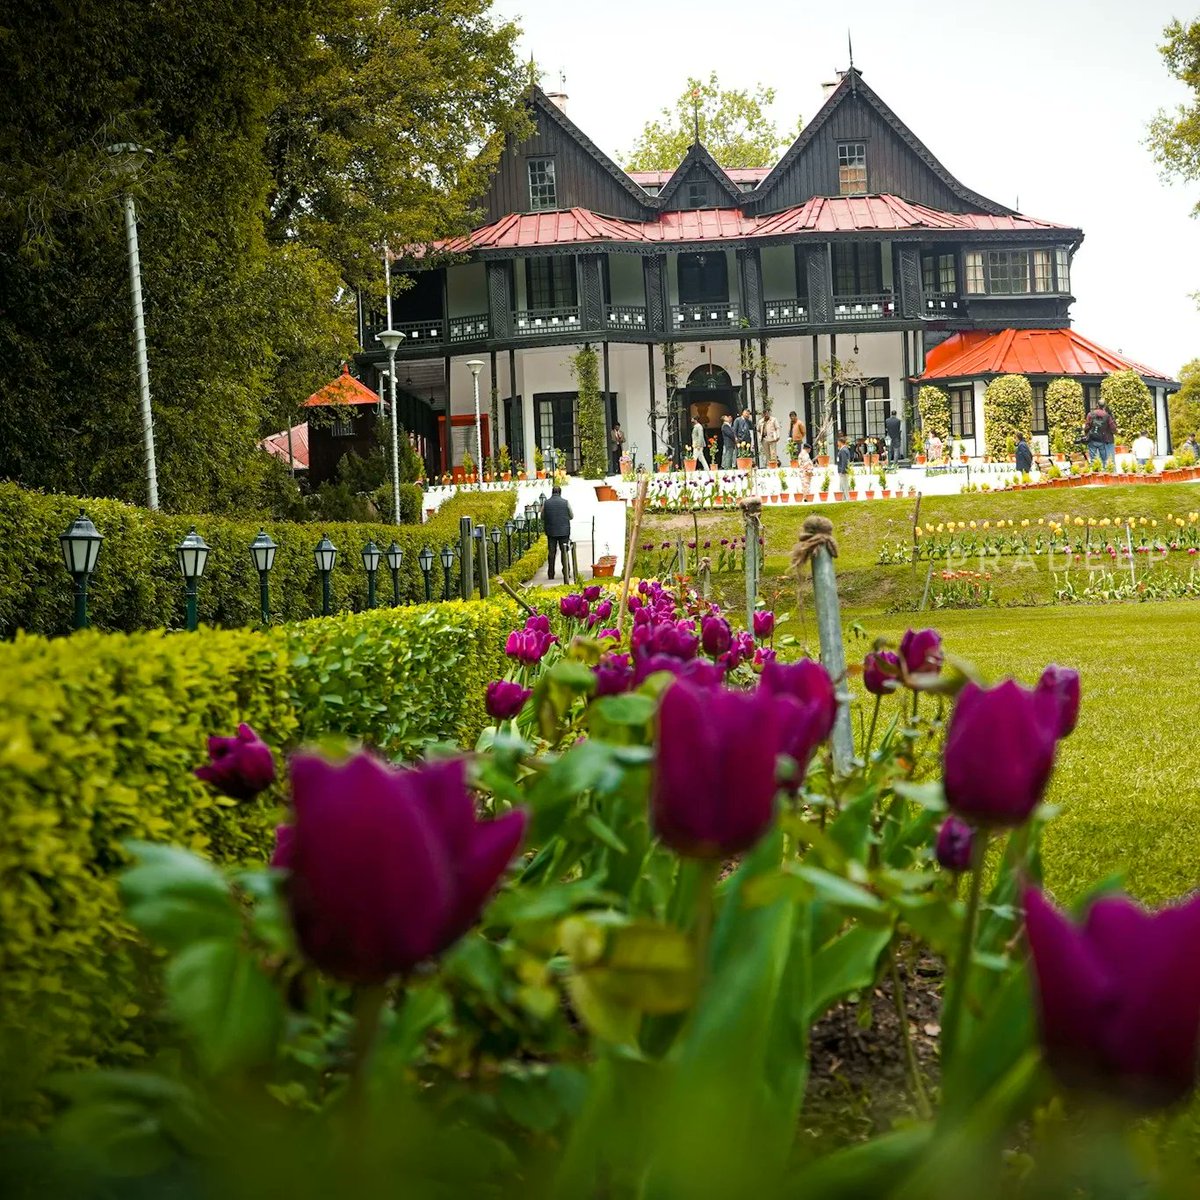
[680,363,740,460]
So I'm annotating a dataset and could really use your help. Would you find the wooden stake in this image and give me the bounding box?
[617,479,648,639]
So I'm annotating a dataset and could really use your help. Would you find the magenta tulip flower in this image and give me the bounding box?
[285,753,526,983]
[899,628,944,677]
[701,613,732,657]
[270,823,294,869]
[486,680,532,720]
[195,723,276,801]
[943,679,1060,827]
[863,650,902,695]
[760,658,837,776]
[752,610,775,641]
[653,681,781,858]
[582,585,602,602]
[935,816,975,872]
[1025,887,1200,1108]
[1036,664,1081,738]
[594,653,635,696]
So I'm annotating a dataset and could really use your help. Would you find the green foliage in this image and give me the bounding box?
[572,345,607,480]
[1168,359,1200,446]
[982,375,1032,460]
[0,595,519,1118]
[1101,369,1155,446]
[1044,377,1084,446]
[0,483,528,638]
[1148,17,1200,217]
[917,386,952,443]
[622,72,800,170]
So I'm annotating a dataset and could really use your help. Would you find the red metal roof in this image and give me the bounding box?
[439,196,1070,252]
[919,329,1172,383]
[258,423,310,470]
[302,362,380,408]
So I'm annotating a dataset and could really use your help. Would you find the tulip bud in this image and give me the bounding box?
[863,650,902,695]
[752,610,775,641]
[287,753,526,983]
[760,658,836,776]
[194,723,276,801]
[934,815,974,872]
[653,681,781,858]
[943,679,1060,827]
[486,680,532,720]
[1035,664,1081,738]
[701,614,732,657]
[899,628,944,677]
[594,653,635,696]
[582,585,602,602]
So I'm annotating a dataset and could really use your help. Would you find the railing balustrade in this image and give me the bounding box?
[449,314,490,343]
[670,301,740,330]
[513,307,581,335]
[763,299,808,328]
[605,304,648,330]
[832,294,896,321]
[922,293,962,317]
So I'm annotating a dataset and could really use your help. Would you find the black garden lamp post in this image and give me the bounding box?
[249,530,277,624]
[490,525,502,572]
[385,541,404,605]
[524,504,536,538]
[60,511,103,630]
[504,518,515,566]
[361,539,381,609]
[514,512,526,554]
[314,535,337,616]
[176,527,210,632]
[440,544,455,600]
[418,545,434,602]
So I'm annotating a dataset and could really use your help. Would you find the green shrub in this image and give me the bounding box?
[917,385,951,443]
[0,484,529,638]
[0,597,519,1121]
[983,374,1033,459]
[572,345,607,480]
[1101,369,1155,447]
[1045,377,1085,448]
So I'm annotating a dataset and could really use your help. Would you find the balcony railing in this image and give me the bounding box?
[449,314,490,343]
[370,318,444,346]
[606,304,648,331]
[832,294,896,322]
[764,299,808,328]
[671,301,740,330]
[923,293,962,318]
[514,307,581,336]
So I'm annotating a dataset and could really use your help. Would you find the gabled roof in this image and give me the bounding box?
[303,363,380,408]
[753,68,1012,216]
[258,423,310,469]
[438,196,1071,252]
[919,329,1173,384]
[629,167,770,188]
[655,142,746,208]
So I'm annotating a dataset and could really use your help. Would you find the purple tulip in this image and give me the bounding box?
[582,585,602,602]
[486,680,532,720]
[935,816,975,872]
[701,613,732,657]
[760,658,837,776]
[943,679,1060,827]
[525,613,551,635]
[752,610,775,641]
[653,681,781,858]
[286,753,526,983]
[1025,887,1200,1108]
[725,630,755,671]
[1036,664,1081,738]
[632,620,699,662]
[594,653,635,696]
[560,594,589,620]
[863,650,902,696]
[195,723,276,801]
[505,628,555,664]
[899,628,944,677]
[634,654,723,688]
[270,823,294,868]
[594,598,613,623]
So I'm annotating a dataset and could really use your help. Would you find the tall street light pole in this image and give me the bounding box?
[107,143,159,510]
[466,360,484,490]
[377,329,406,523]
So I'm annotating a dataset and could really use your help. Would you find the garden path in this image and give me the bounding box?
[518,477,626,586]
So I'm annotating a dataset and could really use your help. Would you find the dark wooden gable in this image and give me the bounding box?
[656,142,744,212]
[747,70,1012,217]
[479,88,652,224]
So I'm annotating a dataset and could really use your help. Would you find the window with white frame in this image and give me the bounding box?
[1056,248,1070,294]
[922,252,958,294]
[1033,250,1054,293]
[527,158,557,210]
[837,142,867,195]
[965,252,985,294]
[986,250,1031,294]
[1031,384,1048,435]
[949,386,975,437]
[964,246,1071,294]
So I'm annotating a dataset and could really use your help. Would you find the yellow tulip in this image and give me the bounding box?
[969,521,977,529]
[1021,519,1029,527]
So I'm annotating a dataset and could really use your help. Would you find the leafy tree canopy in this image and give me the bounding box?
[623,73,801,172]
[1149,18,1200,216]
[1168,359,1200,445]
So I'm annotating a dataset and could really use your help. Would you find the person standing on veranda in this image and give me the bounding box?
[720,414,736,469]
[542,485,573,582]
[691,416,709,470]
[609,421,625,475]
[836,434,852,501]
[760,411,780,466]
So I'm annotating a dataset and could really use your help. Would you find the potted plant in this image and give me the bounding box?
[877,466,888,497]
[497,445,512,481]
[1051,429,1067,462]
[533,447,545,478]
[818,469,831,501]
[655,451,670,473]
[592,553,617,578]
[684,455,697,472]
[788,440,800,467]
[736,441,754,471]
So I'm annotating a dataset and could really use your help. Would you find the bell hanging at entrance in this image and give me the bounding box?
[705,372,719,390]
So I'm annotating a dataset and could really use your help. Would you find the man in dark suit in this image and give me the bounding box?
[542,485,573,581]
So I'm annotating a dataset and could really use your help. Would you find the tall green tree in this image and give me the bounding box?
[1169,358,1200,444]
[623,73,800,171]
[1149,18,1200,216]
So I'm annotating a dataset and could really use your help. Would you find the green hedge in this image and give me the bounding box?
[917,385,951,443]
[0,596,520,1124]
[0,484,532,638]
[983,374,1033,459]
[1101,369,1156,447]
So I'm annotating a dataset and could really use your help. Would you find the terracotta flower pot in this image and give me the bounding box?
[817,455,830,467]
[818,492,828,501]
[736,457,754,470]
[793,493,804,503]
[684,459,697,472]
[657,463,669,473]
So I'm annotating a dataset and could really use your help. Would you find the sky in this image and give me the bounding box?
[491,0,1199,377]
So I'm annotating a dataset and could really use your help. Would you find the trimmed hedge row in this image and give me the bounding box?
[0,597,521,1123]
[0,484,531,638]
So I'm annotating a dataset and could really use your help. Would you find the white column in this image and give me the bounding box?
[519,351,536,472]
[972,380,987,457]
[1156,386,1170,455]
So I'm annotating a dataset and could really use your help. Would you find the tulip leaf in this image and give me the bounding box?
[590,692,658,726]
[745,865,889,926]
[487,875,614,926]
[890,781,947,811]
[807,926,894,1023]
[895,893,960,957]
[583,813,628,855]
[164,939,283,1077]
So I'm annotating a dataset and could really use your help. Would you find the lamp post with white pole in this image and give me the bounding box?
[107,143,159,510]
[376,329,406,523]
[466,360,484,491]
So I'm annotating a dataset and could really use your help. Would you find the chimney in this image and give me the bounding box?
[545,91,568,114]
[821,70,846,99]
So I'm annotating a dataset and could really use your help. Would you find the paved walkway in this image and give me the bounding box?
[517,477,626,587]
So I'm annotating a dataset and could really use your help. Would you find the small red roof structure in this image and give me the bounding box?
[258,423,310,470]
[437,196,1069,253]
[919,329,1172,384]
[302,362,380,408]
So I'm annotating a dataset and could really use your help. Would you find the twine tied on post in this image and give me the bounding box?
[790,515,839,574]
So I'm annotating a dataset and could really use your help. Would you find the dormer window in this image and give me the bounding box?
[838,142,867,195]
[687,180,710,208]
[527,158,557,210]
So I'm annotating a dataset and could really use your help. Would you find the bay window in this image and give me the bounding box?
[963,245,1073,295]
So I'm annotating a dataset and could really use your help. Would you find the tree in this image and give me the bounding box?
[1101,370,1155,447]
[1149,19,1200,217]
[572,345,606,480]
[1045,378,1085,454]
[623,73,800,171]
[1169,359,1200,445]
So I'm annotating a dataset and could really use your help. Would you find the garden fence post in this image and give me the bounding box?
[793,514,854,773]
[459,517,474,600]
[476,531,490,599]
[570,540,580,584]
[741,497,761,622]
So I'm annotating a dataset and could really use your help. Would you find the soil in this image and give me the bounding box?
[801,950,944,1151]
